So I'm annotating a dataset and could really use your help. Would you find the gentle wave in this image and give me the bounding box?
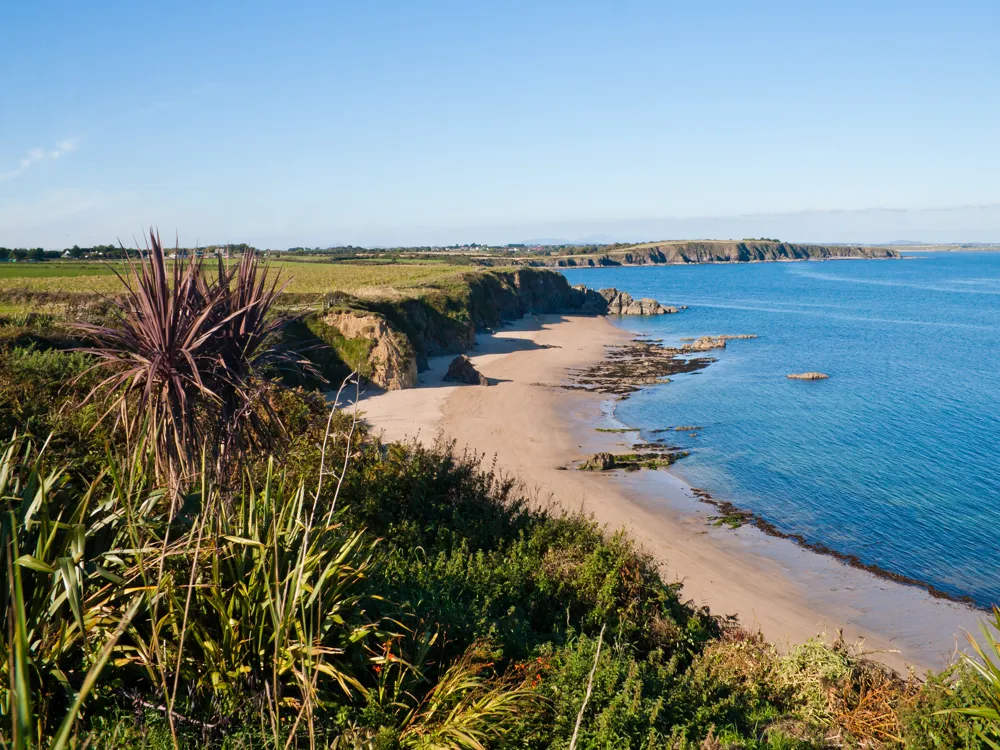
[788,265,1000,295]
[669,300,999,332]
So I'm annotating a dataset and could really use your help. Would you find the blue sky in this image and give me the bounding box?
[2,1,998,248]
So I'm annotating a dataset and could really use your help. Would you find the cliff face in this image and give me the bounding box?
[295,269,674,391]
[555,242,899,267]
[465,267,605,327]
[324,311,418,390]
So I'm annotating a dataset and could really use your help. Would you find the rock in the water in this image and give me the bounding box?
[683,336,728,352]
[443,355,490,385]
[681,334,757,352]
[597,288,677,315]
[787,372,829,380]
[581,452,617,470]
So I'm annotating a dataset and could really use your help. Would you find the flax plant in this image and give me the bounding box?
[73,229,294,491]
[940,609,1000,749]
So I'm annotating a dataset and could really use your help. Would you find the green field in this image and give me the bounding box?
[0,258,480,301]
[0,262,122,278]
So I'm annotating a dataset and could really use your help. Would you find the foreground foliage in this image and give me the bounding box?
[0,402,995,748]
[0,282,997,747]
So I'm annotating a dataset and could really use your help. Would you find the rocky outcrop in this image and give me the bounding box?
[597,288,676,315]
[787,372,829,380]
[683,336,727,352]
[682,334,757,352]
[325,311,418,390]
[579,448,688,471]
[443,355,490,386]
[581,453,617,471]
[563,339,715,395]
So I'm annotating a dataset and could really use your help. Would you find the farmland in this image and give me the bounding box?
[0,257,481,303]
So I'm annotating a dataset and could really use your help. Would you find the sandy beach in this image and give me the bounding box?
[358,313,983,675]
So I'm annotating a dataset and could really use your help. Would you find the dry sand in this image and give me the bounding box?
[358,314,982,675]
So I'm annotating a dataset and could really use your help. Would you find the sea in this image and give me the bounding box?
[561,252,1000,608]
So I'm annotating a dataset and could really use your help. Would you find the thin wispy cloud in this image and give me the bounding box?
[0,137,79,182]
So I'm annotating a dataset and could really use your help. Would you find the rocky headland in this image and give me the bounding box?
[313,268,680,391]
[551,240,900,268]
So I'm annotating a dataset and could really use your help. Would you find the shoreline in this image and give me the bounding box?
[595,346,981,610]
[356,313,983,675]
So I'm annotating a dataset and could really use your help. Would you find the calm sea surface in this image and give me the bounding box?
[562,253,1000,607]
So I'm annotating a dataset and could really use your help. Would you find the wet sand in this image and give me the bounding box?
[357,313,982,675]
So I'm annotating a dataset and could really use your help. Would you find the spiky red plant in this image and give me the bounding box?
[74,229,290,487]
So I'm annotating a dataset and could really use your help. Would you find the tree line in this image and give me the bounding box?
[0,242,259,261]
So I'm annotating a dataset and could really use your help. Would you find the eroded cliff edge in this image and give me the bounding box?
[282,268,675,390]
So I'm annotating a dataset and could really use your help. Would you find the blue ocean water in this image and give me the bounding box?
[562,253,1000,607]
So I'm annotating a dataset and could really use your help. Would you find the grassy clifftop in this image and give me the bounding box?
[0,258,596,391]
[285,266,602,388]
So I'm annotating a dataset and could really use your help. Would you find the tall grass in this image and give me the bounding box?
[0,422,374,747]
[0,422,553,748]
[0,436,142,748]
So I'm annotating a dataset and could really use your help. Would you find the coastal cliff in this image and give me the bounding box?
[553,240,899,267]
[323,311,418,390]
[285,268,673,390]
[282,240,895,390]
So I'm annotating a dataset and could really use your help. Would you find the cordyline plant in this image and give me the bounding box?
[73,229,294,490]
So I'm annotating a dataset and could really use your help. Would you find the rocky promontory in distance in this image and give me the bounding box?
[550,239,900,267]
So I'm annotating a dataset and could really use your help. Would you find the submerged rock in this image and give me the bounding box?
[443,355,490,386]
[787,372,829,380]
